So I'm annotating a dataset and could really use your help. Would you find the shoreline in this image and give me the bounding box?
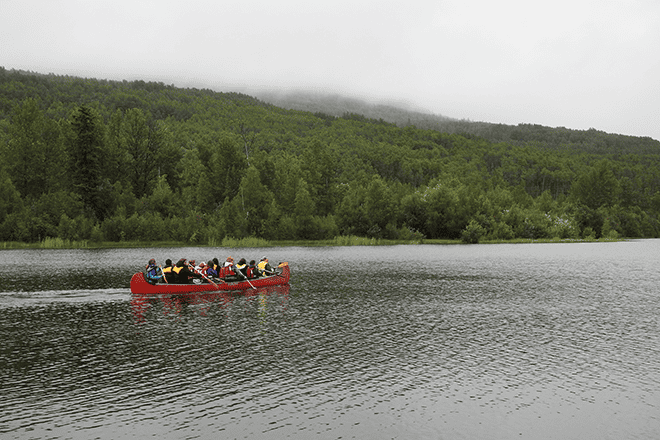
[0,236,625,250]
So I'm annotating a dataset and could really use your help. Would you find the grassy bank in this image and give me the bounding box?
[0,235,624,250]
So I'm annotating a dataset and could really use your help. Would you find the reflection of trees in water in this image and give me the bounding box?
[130,284,290,325]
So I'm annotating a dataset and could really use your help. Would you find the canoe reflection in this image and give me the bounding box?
[130,284,290,324]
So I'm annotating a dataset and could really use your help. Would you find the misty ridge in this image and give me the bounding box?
[254,89,660,155]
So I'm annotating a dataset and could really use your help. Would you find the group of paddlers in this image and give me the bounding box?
[145,256,276,285]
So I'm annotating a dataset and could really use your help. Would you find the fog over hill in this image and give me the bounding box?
[253,89,660,154]
[254,89,455,125]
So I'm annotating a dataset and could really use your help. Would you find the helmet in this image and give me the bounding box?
[148,258,156,266]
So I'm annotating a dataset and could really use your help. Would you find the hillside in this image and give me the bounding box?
[2,67,660,244]
[255,89,660,155]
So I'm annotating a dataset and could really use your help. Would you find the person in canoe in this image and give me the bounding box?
[172,258,194,284]
[219,256,243,282]
[145,259,164,285]
[212,258,221,273]
[257,257,275,276]
[218,256,235,278]
[188,260,203,282]
[205,260,219,280]
[236,258,248,278]
[247,260,261,279]
[162,259,176,283]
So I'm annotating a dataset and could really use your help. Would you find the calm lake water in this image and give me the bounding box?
[0,241,659,439]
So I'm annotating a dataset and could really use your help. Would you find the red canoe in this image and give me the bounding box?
[130,262,290,294]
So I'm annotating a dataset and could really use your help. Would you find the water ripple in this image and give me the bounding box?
[1,243,660,439]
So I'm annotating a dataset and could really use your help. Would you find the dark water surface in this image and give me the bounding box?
[1,242,659,439]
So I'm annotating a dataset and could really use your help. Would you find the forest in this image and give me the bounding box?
[2,67,660,245]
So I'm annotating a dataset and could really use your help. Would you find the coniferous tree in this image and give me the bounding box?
[69,105,108,220]
[293,179,316,239]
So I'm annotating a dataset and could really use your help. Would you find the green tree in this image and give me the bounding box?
[263,199,295,240]
[6,98,66,198]
[423,179,461,239]
[400,190,427,233]
[271,152,304,214]
[147,175,178,218]
[217,196,244,239]
[235,166,272,237]
[68,105,109,220]
[0,167,24,235]
[300,140,338,215]
[336,183,369,236]
[178,148,209,213]
[571,159,621,210]
[123,108,168,198]
[208,136,248,205]
[105,109,130,188]
[293,179,316,239]
[364,175,396,237]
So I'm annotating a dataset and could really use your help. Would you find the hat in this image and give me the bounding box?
[226,256,234,262]
[261,256,268,261]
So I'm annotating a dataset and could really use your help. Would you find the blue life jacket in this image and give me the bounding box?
[145,265,163,284]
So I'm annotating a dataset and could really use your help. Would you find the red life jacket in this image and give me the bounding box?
[219,265,235,277]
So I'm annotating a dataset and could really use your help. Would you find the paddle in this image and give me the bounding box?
[189,263,219,289]
[231,264,256,290]
[238,267,257,290]
[159,266,168,283]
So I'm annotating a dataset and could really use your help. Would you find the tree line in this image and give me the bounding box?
[2,67,660,244]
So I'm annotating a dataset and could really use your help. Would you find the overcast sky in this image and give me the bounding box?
[2,0,659,140]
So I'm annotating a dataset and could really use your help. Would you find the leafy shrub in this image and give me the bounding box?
[461,220,486,244]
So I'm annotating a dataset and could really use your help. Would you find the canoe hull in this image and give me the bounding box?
[130,262,290,294]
